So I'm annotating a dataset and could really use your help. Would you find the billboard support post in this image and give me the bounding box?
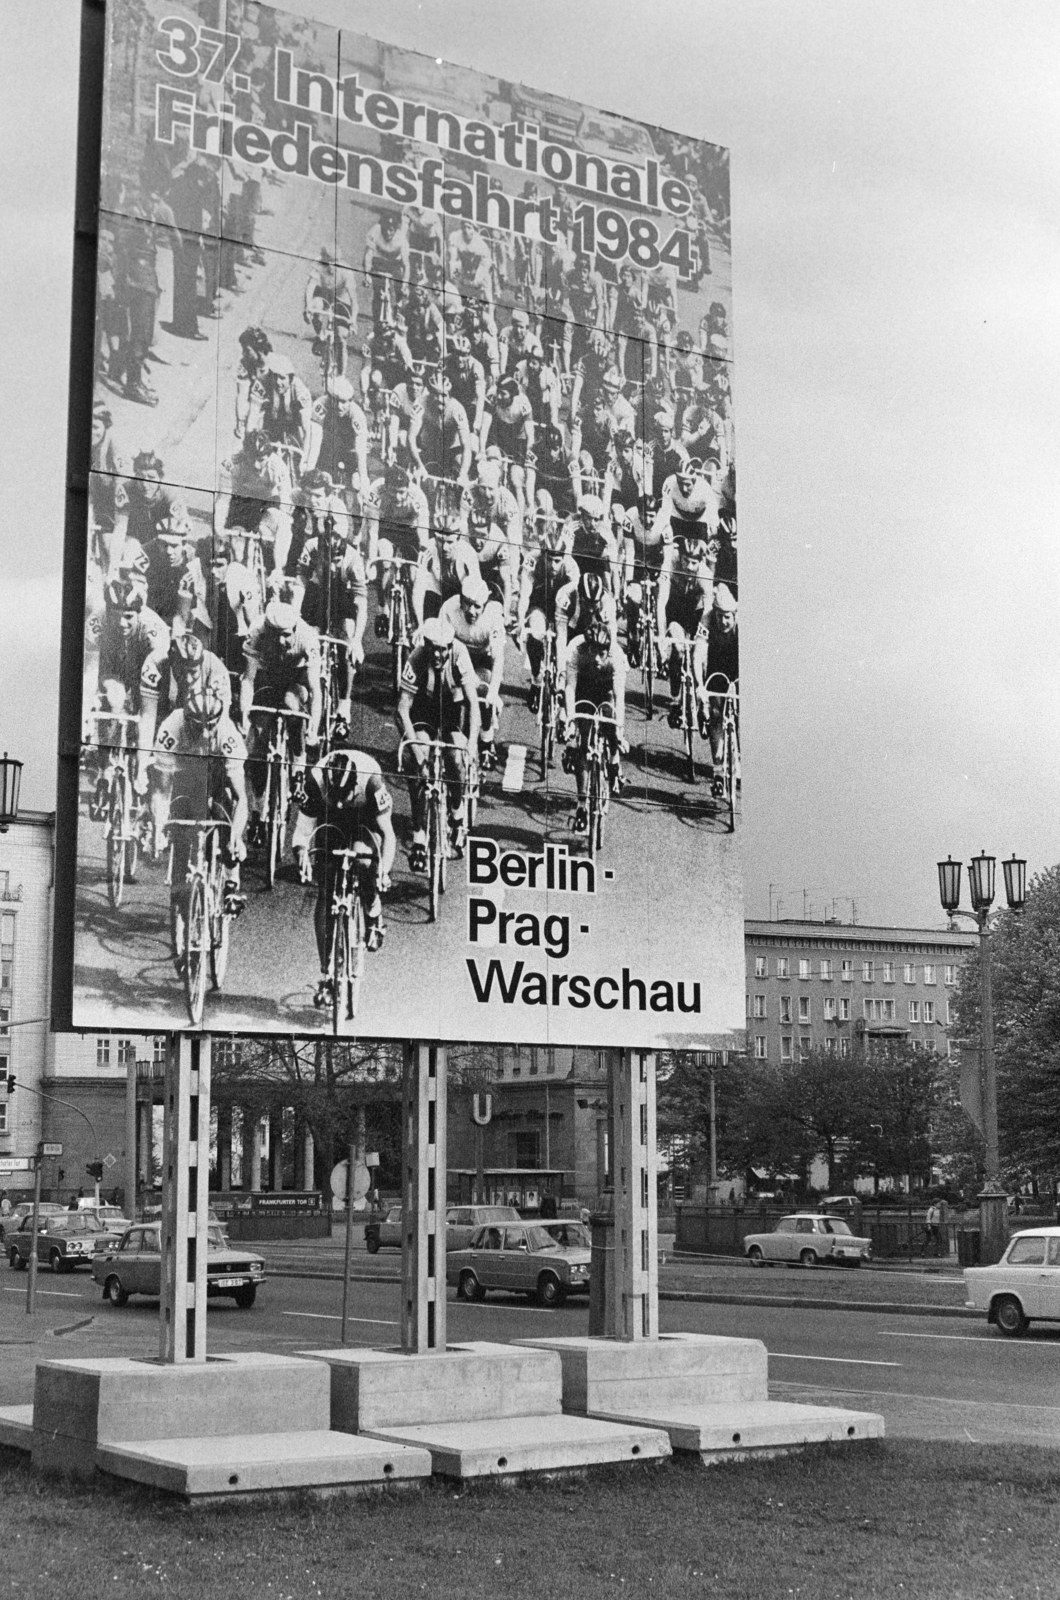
[159,1035,211,1364]
[606,1051,659,1341]
[124,1058,138,1222]
[400,1042,446,1355]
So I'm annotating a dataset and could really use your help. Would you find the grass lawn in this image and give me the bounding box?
[3,1439,1058,1600]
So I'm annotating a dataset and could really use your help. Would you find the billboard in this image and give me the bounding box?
[57,0,743,1049]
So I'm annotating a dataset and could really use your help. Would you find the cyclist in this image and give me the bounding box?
[309,374,369,497]
[566,494,619,587]
[572,392,618,492]
[602,430,647,532]
[556,567,617,670]
[657,523,717,733]
[463,300,500,385]
[620,493,672,670]
[303,247,356,369]
[519,523,580,710]
[483,376,535,518]
[407,204,444,286]
[165,617,232,724]
[648,406,689,501]
[445,331,487,448]
[411,484,481,626]
[288,468,353,582]
[407,367,473,486]
[90,401,129,580]
[151,679,249,965]
[234,325,272,439]
[535,426,580,522]
[92,577,169,805]
[299,743,397,1009]
[498,307,542,378]
[296,516,368,738]
[363,209,410,316]
[143,502,207,632]
[562,620,629,829]
[703,583,739,796]
[514,346,561,432]
[390,364,427,461]
[465,486,517,622]
[204,536,262,688]
[125,453,181,548]
[260,353,313,476]
[405,282,445,369]
[365,463,431,623]
[439,575,506,771]
[396,615,481,867]
[240,591,322,820]
[216,427,296,578]
[446,219,494,304]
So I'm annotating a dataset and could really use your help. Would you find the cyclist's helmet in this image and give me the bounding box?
[541,523,568,557]
[586,621,611,652]
[613,430,635,453]
[239,325,271,356]
[264,598,300,634]
[265,353,295,379]
[132,450,164,477]
[326,374,356,402]
[105,577,143,612]
[319,245,334,265]
[92,399,113,428]
[496,375,519,403]
[460,576,490,610]
[449,332,471,359]
[579,494,607,525]
[302,469,334,496]
[421,616,455,652]
[325,747,361,807]
[384,463,413,493]
[118,540,149,578]
[544,424,565,456]
[580,571,606,607]
[713,583,737,616]
[184,680,226,731]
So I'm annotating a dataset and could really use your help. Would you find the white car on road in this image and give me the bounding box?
[743,1213,872,1268]
[964,1226,1060,1337]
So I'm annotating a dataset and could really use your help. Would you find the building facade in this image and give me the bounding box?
[744,919,978,1064]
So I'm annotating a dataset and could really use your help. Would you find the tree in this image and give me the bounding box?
[952,864,1060,1189]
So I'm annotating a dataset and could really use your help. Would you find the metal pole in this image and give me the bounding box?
[400,1042,447,1354]
[341,1137,356,1344]
[159,1035,211,1363]
[709,1067,717,1186]
[25,1150,42,1315]
[978,910,1007,1263]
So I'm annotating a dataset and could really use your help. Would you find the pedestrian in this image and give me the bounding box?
[925,1199,941,1256]
[0,1190,10,1218]
[540,1192,558,1219]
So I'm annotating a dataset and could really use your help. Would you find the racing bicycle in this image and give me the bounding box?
[322,840,377,1033]
[570,701,619,859]
[675,635,702,785]
[705,672,740,833]
[537,622,560,774]
[399,734,474,923]
[165,818,232,1028]
[87,710,142,909]
[250,704,310,888]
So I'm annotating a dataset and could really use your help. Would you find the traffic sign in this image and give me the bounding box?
[41,1143,63,1157]
[102,1152,116,1169]
[0,1157,31,1173]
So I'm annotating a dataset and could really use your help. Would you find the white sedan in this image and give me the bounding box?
[964,1226,1060,1337]
[743,1213,872,1268]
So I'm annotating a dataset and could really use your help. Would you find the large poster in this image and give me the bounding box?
[64,0,743,1047]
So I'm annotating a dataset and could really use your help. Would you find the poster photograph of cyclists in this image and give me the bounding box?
[67,0,743,1048]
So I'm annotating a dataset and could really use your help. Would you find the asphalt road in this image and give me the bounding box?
[5,1254,1060,1450]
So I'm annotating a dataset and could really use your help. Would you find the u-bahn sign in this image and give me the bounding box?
[53,0,744,1051]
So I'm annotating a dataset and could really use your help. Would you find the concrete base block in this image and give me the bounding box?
[363,1412,671,1479]
[300,1341,562,1431]
[518,1332,768,1414]
[588,1399,885,1458]
[31,1352,331,1478]
[96,1430,433,1499]
[0,1405,33,1452]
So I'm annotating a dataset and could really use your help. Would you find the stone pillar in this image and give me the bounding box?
[247,1113,262,1193]
[159,1035,211,1364]
[138,1101,152,1188]
[125,1059,138,1222]
[400,1042,447,1354]
[268,1108,284,1190]
[606,1050,658,1341]
[217,1104,232,1193]
[302,1126,315,1193]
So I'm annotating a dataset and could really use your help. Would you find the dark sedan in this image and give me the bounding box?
[91,1222,265,1307]
[6,1212,121,1272]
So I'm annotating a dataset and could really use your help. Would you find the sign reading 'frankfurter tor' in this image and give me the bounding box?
[55,0,744,1050]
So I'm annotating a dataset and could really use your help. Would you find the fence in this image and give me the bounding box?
[674,1203,995,1261]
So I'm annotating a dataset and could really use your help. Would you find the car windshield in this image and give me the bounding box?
[1007,1236,1047,1265]
[825,1220,852,1236]
[546,1223,591,1248]
[207,1226,229,1248]
[520,1226,558,1251]
[478,1207,520,1222]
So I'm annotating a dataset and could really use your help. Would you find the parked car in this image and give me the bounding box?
[445,1204,521,1251]
[447,1221,590,1307]
[364,1205,403,1254]
[540,1220,592,1250]
[6,1212,123,1272]
[743,1213,872,1268]
[91,1222,265,1307]
[0,1202,65,1243]
[964,1226,1060,1337]
[75,1203,132,1233]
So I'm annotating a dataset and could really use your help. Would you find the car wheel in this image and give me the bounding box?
[994,1295,1028,1338]
[799,1248,819,1267]
[49,1249,65,1274]
[9,1246,24,1270]
[747,1245,764,1266]
[458,1270,485,1302]
[105,1275,128,1307]
[233,1283,257,1309]
[365,1236,380,1255]
[536,1272,566,1308]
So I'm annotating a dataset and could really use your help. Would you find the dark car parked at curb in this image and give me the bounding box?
[6,1212,122,1272]
[0,1203,65,1244]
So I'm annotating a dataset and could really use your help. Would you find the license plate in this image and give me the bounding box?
[213,1277,245,1288]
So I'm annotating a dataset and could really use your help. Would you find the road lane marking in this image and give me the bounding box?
[770,1353,902,1368]
[2,1287,84,1298]
[502,744,527,792]
[879,1331,988,1343]
[282,1311,398,1326]
[777,1381,1060,1416]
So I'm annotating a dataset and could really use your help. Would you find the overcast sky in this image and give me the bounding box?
[2,0,1057,930]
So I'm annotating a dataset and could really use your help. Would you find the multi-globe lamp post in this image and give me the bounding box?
[937,851,1026,1265]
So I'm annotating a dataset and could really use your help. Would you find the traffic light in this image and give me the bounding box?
[5,1075,13,1095]
[85,1160,103,1181]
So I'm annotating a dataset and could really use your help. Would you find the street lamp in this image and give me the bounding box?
[936,850,1027,1264]
[0,753,23,832]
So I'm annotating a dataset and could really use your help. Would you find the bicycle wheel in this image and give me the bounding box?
[183,878,208,1027]
[106,769,129,908]
[586,756,601,860]
[723,720,737,833]
[208,842,230,989]
[540,675,554,774]
[331,908,351,1035]
[682,684,696,784]
[467,759,479,830]
[644,627,655,720]
[427,791,443,923]
[264,757,283,889]
[347,891,367,1022]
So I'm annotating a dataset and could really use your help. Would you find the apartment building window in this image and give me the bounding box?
[776,958,789,979]
[799,1037,811,1058]
[839,1038,851,1058]
[841,960,853,981]
[754,956,767,978]
[839,998,851,1021]
[824,1038,835,1054]
[864,998,883,1021]
[882,962,895,983]
[944,965,957,986]
[96,1038,110,1068]
[116,1038,136,1066]
[509,1131,540,1168]
[780,1036,793,1062]
[923,1001,935,1024]
[798,996,810,1022]
[779,996,792,1024]
[823,997,837,1021]
[862,960,874,982]
[909,1001,920,1023]
[923,964,936,985]
[752,995,767,1019]
[152,1037,167,1065]
[754,1036,767,1060]
[946,1000,955,1025]
[0,914,13,999]
[798,959,811,979]
[903,964,915,983]
[883,999,895,1021]
[0,1097,6,1134]
[820,959,833,980]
